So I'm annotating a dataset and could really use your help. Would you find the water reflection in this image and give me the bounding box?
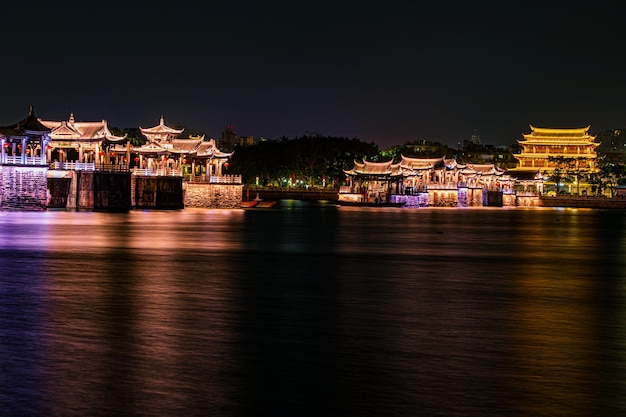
[0,206,625,416]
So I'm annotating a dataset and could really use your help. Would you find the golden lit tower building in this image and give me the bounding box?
[513,125,600,174]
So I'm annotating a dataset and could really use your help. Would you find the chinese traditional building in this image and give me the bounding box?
[392,156,512,191]
[513,125,600,173]
[512,125,600,195]
[340,159,403,204]
[339,156,514,207]
[131,116,184,172]
[177,137,233,180]
[132,116,234,180]
[140,115,184,145]
[0,107,51,210]
[0,106,51,166]
[39,112,127,165]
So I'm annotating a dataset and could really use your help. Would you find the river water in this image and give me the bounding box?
[1,201,625,417]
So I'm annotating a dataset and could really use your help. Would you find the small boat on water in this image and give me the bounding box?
[240,198,279,209]
[255,200,278,208]
[240,200,259,208]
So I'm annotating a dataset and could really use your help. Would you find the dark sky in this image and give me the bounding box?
[1,2,624,149]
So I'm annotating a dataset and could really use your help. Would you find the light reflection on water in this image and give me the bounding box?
[1,203,625,416]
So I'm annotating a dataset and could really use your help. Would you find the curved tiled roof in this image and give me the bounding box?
[0,106,51,137]
[140,116,184,136]
[39,112,126,142]
[521,125,597,144]
[399,155,446,170]
[344,159,402,176]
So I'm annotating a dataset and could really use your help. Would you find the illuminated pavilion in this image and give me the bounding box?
[339,156,513,206]
[0,107,52,210]
[397,156,510,190]
[0,106,51,165]
[341,159,403,203]
[39,112,128,165]
[130,116,233,179]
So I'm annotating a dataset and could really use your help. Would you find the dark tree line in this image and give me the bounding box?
[226,135,380,188]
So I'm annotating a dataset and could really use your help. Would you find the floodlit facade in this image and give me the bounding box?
[130,116,234,181]
[339,156,515,207]
[0,106,52,166]
[512,125,601,195]
[513,125,600,174]
[39,112,127,165]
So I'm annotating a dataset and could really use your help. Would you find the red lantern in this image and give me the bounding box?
[134,157,139,162]
[111,152,116,157]
[99,151,104,156]
[182,159,187,164]
[224,162,229,168]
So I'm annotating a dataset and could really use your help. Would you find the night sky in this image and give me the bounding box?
[2,2,624,149]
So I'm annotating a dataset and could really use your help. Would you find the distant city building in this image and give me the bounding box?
[595,129,626,164]
[239,135,255,146]
[218,125,256,150]
[470,129,481,145]
[219,125,238,151]
[596,129,626,153]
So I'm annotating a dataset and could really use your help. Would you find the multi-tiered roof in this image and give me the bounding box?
[514,125,600,173]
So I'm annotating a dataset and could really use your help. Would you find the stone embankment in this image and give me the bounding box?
[245,188,626,209]
[243,188,338,202]
[538,196,626,209]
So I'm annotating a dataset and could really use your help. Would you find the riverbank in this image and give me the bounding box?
[243,188,338,202]
[243,188,626,209]
[538,196,626,209]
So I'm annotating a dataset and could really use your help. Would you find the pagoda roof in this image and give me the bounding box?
[151,136,234,158]
[399,155,448,170]
[344,159,402,176]
[521,125,597,143]
[0,106,51,138]
[171,138,204,153]
[39,112,126,142]
[529,125,591,135]
[132,142,170,155]
[194,138,234,158]
[460,163,506,175]
[140,116,184,136]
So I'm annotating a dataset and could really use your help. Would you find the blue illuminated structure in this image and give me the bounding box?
[0,106,51,210]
